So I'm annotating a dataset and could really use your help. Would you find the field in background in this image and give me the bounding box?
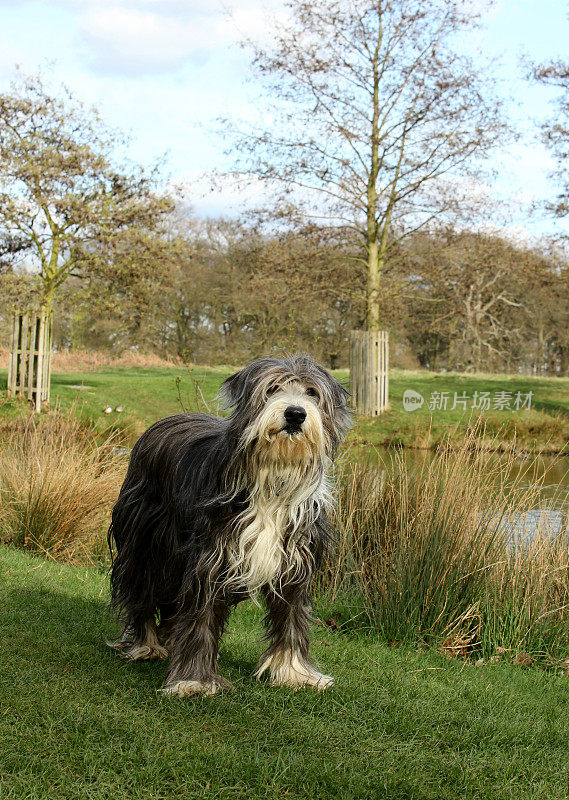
[2,546,569,800]
[1,363,568,452]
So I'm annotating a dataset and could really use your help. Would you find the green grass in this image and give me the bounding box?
[356,369,569,454]
[2,546,569,800]
[1,364,569,453]
[0,365,232,440]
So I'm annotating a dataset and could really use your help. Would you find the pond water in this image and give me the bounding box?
[347,445,569,537]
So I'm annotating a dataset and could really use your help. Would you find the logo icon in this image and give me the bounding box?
[403,389,424,413]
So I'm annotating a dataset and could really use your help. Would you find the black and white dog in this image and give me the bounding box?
[108,355,352,696]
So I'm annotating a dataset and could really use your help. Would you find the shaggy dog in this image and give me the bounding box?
[107,355,352,696]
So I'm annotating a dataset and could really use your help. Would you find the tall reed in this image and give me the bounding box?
[482,510,569,661]
[320,435,569,663]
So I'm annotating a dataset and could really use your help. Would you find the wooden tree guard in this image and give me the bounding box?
[349,330,389,416]
[7,311,53,412]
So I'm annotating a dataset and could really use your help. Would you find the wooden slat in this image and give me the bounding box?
[349,329,389,416]
[44,312,52,402]
[7,314,18,398]
[35,314,45,412]
[27,314,38,402]
[368,333,373,416]
[349,334,354,402]
[377,331,382,414]
[375,333,380,415]
[18,313,29,398]
[384,331,389,413]
[14,315,22,398]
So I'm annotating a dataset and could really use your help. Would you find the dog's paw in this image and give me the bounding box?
[107,640,168,661]
[275,668,334,691]
[160,676,233,697]
[160,680,219,697]
[125,643,169,661]
[256,653,334,690]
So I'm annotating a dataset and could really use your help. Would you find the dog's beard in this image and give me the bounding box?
[224,392,331,596]
[241,392,326,466]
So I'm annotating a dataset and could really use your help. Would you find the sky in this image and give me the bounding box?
[0,0,568,240]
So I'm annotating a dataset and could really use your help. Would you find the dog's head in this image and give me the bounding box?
[220,355,352,466]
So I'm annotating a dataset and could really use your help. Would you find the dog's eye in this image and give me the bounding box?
[266,386,278,396]
[306,388,320,401]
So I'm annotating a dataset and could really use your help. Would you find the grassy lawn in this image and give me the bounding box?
[1,364,568,452]
[2,546,569,800]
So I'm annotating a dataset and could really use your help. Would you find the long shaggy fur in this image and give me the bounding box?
[107,354,352,695]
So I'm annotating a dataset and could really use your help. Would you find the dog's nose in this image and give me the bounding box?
[284,405,307,426]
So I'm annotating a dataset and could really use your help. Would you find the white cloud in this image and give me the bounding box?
[185,171,273,217]
[76,0,285,76]
[1,0,565,235]
[79,6,218,74]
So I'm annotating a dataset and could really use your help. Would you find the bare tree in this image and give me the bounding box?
[229,0,506,329]
[532,60,569,218]
[0,74,172,314]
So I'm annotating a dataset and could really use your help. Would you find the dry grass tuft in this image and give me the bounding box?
[50,348,182,372]
[0,346,182,372]
[0,410,126,565]
[473,408,569,452]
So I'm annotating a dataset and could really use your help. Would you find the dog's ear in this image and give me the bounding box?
[219,357,278,409]
[325,372,353,442]
[219,366,249,409]
[327,371,350,407]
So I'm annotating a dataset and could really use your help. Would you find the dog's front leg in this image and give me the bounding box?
[161,597,233,697]
[256,583,333,690]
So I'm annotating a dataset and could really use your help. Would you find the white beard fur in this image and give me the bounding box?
[225,463,332,595]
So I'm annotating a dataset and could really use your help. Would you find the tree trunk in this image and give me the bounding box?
[364,21,382,333]
[556,343,569,377]
[366,239,381,330]
[535,322,544,375]
[41,287,55,316]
